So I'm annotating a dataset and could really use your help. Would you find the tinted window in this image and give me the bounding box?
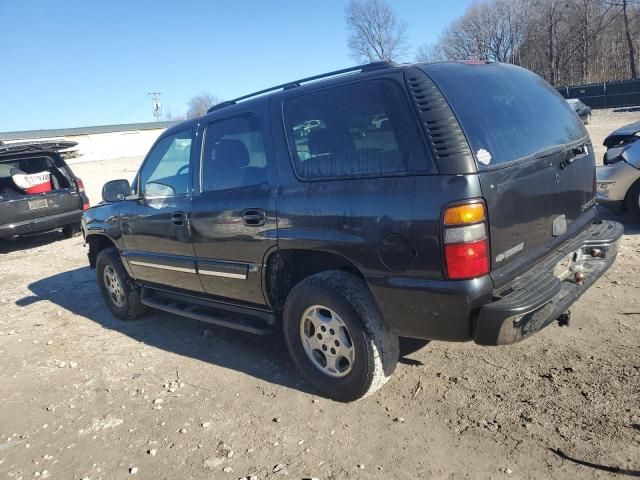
[423,64,586,168]
[203,116,268,191]
[284,80,433,179]
[139,129,192,197]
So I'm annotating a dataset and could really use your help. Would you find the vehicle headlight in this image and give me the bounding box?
[596,181,615,197]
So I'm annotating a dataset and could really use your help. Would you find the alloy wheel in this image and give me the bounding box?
[103,265,125,307]
[299,305,355,378]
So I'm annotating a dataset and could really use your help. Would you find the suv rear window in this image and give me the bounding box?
[422,64,587,168]
[284,79,434,179]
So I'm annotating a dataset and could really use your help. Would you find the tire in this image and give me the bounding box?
[62,222,82,239]
[283,271,399,402]
[399,337,430,356]
[626,180,640,220]
[96,247,146,320]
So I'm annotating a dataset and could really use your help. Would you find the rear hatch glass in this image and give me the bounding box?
[421,63,595,286]
[421,63,586,168]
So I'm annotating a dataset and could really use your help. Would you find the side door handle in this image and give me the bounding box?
[171,212,187,227]
[242,209,265,227]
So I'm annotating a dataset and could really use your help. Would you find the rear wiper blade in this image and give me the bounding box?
[560,145,589,169]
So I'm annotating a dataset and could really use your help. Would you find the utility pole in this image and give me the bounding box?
[147,92,162,121]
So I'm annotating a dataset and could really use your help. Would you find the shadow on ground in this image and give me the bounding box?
[0,230,70,254]
[16,265,317,396]
[550,448,640,477]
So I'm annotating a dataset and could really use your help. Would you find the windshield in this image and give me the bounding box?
[421,63,587,168]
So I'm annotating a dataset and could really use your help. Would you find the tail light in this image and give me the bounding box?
[443,202,490,280]
[76,177,90,210]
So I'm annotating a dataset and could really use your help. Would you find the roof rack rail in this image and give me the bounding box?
[207,61,397,113]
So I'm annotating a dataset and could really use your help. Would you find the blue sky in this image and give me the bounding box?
[0,0,473,132]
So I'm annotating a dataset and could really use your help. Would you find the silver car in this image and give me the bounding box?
[597,121,640,219]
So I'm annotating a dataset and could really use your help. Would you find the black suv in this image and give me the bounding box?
[1,141,89,240]
[83,61,622,402]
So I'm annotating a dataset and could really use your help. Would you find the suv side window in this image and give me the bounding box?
[139,129,193,197]
[202,116,268,192]
[283,79,434,179]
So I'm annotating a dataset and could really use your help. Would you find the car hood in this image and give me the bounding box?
[0,141,78,158]
[603,121,640,147]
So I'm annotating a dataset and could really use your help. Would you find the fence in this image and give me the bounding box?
[557,79,640,109]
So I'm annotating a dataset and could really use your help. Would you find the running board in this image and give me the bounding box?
[141,287,275,335]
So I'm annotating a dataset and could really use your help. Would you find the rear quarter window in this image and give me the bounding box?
[283,79,434,179]
[422,64,587,168]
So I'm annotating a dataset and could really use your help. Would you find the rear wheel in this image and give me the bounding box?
[283,271,399,402]
[626,180,640,220]
[96,247,145,320]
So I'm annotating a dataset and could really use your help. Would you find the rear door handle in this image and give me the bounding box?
[242,209,265,227]
[171,212,187,226]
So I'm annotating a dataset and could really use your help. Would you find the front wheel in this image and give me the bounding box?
[96,247,146,320]
[626,180,640,221]
[283,271,399,402]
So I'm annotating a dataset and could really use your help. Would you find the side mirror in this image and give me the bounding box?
[102,179,132,202]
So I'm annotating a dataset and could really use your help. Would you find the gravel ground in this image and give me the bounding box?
[1,109,639,480]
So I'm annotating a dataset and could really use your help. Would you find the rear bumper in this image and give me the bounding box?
[473,220,623,345]
[369,220,623,344]
[0,209,82,238]
[369,274,494,342]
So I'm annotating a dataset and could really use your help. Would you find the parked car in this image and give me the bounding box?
[567,98,592,124]
[83,61,622,402]
[0,141,89,240]
[596,121,640,218]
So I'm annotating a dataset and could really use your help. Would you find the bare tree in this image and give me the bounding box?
[426,0,640,86]
[569,0,614,83]
[492,0,527,63]
[430,0,526,63]
[534,0,572,85]
[345,0,408,62]
[164,108,185,122]
[186,93,222,119]
[606,0,639,78]
[415,41,445,62]
[623,0,638,78]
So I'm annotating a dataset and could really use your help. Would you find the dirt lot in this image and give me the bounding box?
[1,109,639,480]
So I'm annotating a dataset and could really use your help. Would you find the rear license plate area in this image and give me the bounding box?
[27,198,48,210]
